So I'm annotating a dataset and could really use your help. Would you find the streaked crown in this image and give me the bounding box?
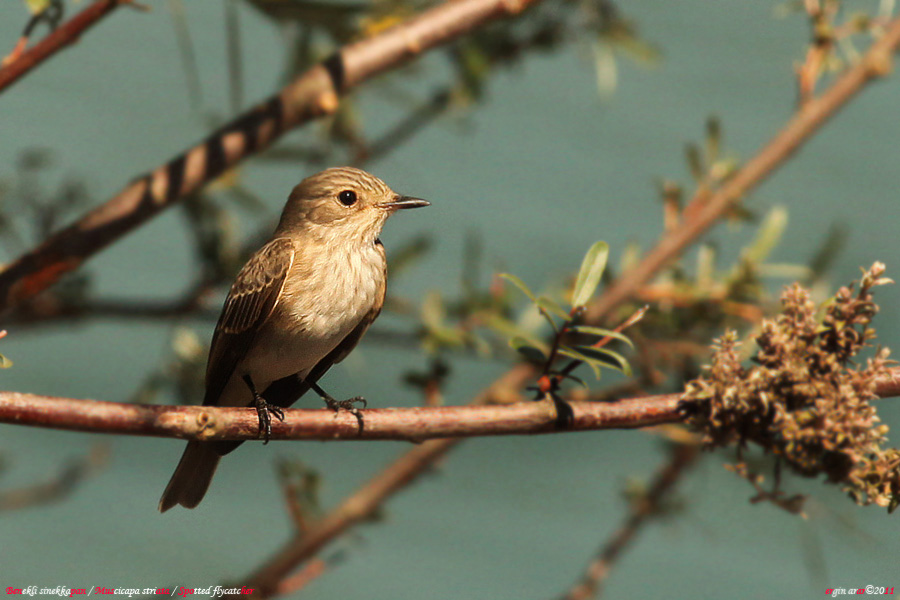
[274,167,427,242]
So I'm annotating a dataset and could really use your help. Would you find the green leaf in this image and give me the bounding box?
[0,353,12,369]
[557,346,603,380]
[482,313,545,346]
[572,241,609,308]
[807,224,847,283]
[685,143,704,181]
[537,296,570,321]
[499,273,537,304]
[571,326,634,349]
[705,116,721,163]
[549,371,588,388]
[420,291,446,329]
[469,333,492,357]
[509,337,547,364]
[742,206,788,265]
[696,244,715,289]
[574,345,632,377]
[25,0,51,15]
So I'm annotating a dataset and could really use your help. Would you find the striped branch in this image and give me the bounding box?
[0,0,541,314]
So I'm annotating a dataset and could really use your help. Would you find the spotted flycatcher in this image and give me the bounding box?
[159,167,429,512]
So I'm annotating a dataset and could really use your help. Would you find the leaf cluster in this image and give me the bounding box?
[502,241,633,386]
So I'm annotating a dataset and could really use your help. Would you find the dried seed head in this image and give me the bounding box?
[681,263,899,513]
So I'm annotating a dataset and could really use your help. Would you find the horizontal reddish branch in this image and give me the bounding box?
[0,0,130,95]
[0,390,682,441]
[3,367,899,442]
[0,0,542,314]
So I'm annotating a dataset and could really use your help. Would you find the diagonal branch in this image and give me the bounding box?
[0,0,137,95]
[585,17,900,324]
[561,443,699,600]
[0,445,108,512]
[0,0,542,314]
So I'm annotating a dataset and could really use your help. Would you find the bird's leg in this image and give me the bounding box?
[242,374,285,444]
[309,381,366,430]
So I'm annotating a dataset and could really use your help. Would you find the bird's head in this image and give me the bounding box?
[276,167,429,243]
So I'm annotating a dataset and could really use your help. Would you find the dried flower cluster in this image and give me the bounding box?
[682,262,900,512]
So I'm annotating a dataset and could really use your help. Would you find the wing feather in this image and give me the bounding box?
[203,237,295,406]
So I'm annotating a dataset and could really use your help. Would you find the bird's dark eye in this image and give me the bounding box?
[338,190,358,206]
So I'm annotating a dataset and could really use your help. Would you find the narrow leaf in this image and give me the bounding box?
[557,346,603,380]
[483,314,548,349]
[696,244,715,289]
[537,296,570,321]
[572,241,609,308]
[509,337,547,364]
[706,116,721,162]
[685,143,704,181]
[571,326,634,349]
[743,206,788,264]
[26,0,51,15]
[0,353,12,369]
[549,371,588,388]
[420,291,446,329]
[575,345,632,377]
[499,273,537,304]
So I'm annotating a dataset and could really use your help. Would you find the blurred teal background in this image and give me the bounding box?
[1,1,899,598]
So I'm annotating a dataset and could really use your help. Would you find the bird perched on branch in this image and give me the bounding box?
[159,167,429,512]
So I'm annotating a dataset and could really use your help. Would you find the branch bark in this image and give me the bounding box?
[0,0,541,314]
[3,367,900,441]
[0,388,682,441]
[0,0,131,95]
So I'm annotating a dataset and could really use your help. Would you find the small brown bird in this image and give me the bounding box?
[159,167,429,512]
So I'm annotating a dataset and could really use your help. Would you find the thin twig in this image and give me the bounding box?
[561,443,699,600]
[273,557,332,597]
[0,0,134,95]
[0,444,108,512]
[0,0,543,314]
[584,16,900,324]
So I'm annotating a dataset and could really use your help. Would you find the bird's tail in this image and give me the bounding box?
[158,441,221,512]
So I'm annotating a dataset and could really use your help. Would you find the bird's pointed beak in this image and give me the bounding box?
[378,195,430,210]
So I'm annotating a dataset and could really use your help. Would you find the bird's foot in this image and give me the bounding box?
[243,374,285,443]
[254,397,285,444]
[309,381,366,431]
[323,395,367,412]
[323,395,366,431]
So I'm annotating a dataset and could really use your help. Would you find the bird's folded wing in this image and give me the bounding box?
[203,237,295,406]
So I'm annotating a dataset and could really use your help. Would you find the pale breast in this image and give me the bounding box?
[240,238,385,385]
